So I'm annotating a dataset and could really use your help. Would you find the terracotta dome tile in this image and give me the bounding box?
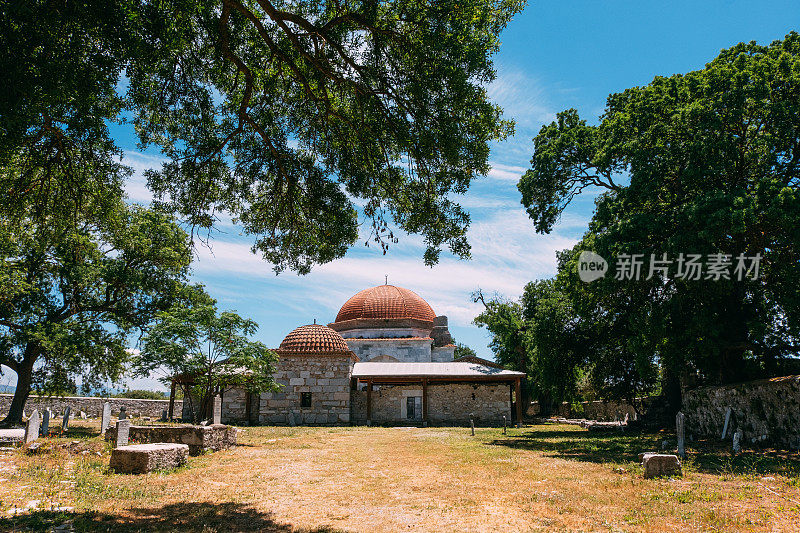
[277,324,351,355]
[335,285,436,323]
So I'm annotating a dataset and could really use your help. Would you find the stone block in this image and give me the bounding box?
[289,378,305,386]
[106,424,237,456]
[110,443,189,474]
[642,453,682,478]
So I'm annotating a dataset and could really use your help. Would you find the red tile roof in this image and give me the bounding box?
[335,285,436,323]
[277,324,351,355]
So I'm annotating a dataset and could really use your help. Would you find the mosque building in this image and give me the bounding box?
[216,284,525,426]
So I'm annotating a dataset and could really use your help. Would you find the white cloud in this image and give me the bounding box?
[191,207,578,327]
[488,67,556,128]
[487,163,527,182]
[119,151,164,203]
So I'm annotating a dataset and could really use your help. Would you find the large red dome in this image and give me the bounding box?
[335,285,436,323]
[277,324,351,355]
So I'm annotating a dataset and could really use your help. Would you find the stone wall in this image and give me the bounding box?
[530,399,646,421]
[351,382,512,426]
[346,338,433,362]
[682,375,800,449]
[0,394,181,419]
[256,354,353,425]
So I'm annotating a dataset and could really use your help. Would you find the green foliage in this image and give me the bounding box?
[3,0,524,273]
[0,201,192,424]
[112,389,168,400]
[453,343,477,359]
[472,281,587,413]
[134,285,277,423]
[517,33,800,406]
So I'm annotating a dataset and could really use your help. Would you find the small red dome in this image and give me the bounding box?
[277,324,351,355]
[335,285,436,323]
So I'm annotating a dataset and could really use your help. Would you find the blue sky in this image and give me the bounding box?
[2,0,797,392]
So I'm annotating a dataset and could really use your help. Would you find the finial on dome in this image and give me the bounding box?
[313,318,316,324]
[385,274,388,285]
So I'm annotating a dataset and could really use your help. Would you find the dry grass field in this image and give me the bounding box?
[1,421,799,532]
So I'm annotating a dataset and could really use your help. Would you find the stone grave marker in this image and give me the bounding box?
[119,406,127,420]
[100,402,112,435]
[288,411,296,427]
[116,419,131,447]
[62,407,71,432]
[41,409,50,437]
[503,415,507,435]
[470,414,475,436]
[80,411,86,419]
[24,410,40,444]
[721,407,732,440]
[160,409,168,422]
[676,411,685,458]
[733,428,743,453]
[213,394,222,425]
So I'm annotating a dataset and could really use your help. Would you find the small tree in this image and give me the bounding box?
[134,286,277,423]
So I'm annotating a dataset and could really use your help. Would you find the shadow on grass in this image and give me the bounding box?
[0,501,344,532]
[489,428,800,477]
[489,428,661,465]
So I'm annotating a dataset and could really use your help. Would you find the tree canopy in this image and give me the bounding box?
[0,200,192,425]
[513,33,800,411]
[3,0,524,273]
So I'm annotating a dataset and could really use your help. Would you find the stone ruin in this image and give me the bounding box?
[105,424,237,456]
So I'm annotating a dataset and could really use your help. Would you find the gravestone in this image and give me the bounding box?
[160,410,168,422]
[676,411,685,458]
[41,409,51,437]
[213,394,222,425]
[470,414,475,436]
[721,407,732,440]
[80,411,87,419]
[119,406,127,420]
[62,407,71,432]
[24,410,40,444]
[733,429,743,453]
[115,419,131,448]
[100,402,111,435]
[288,411,296,427]
[503,415,507,435]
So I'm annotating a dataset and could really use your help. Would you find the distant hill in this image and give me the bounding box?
[0,385,15,394]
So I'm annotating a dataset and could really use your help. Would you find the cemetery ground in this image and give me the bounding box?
[1,421,799,532]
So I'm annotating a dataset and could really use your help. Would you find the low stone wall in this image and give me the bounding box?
[530,399,642,421]
[351,382,512,426]
[0,394,182,419]
[682,375,800,449]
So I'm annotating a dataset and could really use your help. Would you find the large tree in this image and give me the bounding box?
[518,33,800,406]
[0,202,192,426]
[3,0,524,273]
[133,285,277,423]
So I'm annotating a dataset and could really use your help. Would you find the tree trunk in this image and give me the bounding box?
[0,352,36,427]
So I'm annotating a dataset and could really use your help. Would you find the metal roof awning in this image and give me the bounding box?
[351,362,525,382]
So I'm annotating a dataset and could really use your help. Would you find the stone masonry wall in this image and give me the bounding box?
[0,394,181,419]
[682,375,800,449]
[351,382,512,426]
[257,355,353,425]
[346,338,432,362]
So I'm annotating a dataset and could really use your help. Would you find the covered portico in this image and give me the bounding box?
[350,362,525,427]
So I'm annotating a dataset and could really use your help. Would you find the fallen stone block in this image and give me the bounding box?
[110,443,189,474]
[642,453,682,478]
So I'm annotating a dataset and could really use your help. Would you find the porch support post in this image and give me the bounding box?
[366,379,373,426]
[514,377,523,428]
[422,378,429,426]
